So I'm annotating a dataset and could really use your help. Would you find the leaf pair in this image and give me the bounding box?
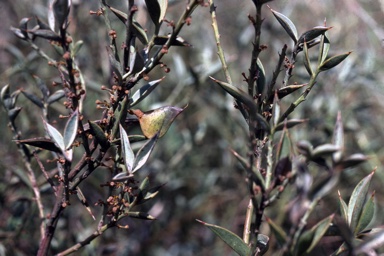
[119,124,159,174]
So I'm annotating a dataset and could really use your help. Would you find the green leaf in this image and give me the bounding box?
[266,217,287,246]
[120,124,135,173]
[338,190,348,221]
[319,52,352,72]
[355,191,375,234]
[71,40,84,58]
[230,149,265,190]
[297,26,332,47]
[269,7,298,43]
[303,41,313,76]
[274,119,307,132]
[306,214,334,253]
[210,77,270,133]
[196,220,251,256]
[318,34,330,65]
[76,187,95,220]
[129,77,164,107]
[273,83,307,100]
[63,109,79,150]
[132,133,159,173]
[348,171,374,234]
[88,121,110,149]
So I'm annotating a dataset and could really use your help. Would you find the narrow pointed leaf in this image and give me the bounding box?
[256,58,266,94]
[340,153,368,169]
[47,89,65,104]
[63,109,79,150]
[306,214,334,253]
[129,77,164,107]
[231,149,265,190]
[53,0,71,29]
[274,119,307,132]
[153,35,192,47]
[16,137,62,153]
[145,0,161,27]
[319,52,352,72]
[88,121,110,149]
[112,172,134,181]
[348,171,374,234]
[21,90,44,108]
[311,144,340,159]
[132,133,159,173]
[269,8,298,43]
[210,77,270,133]
[120,124,135,173]
[274,83,307,100]
[30,29,61,41]
[132,19,149,45]
[44,120,65,152]
[33,75,50,100]
[303,41,313,76]
[297,26,332,46]
[266,217,287,246]
[355,191,375,234]
[319,34,330,65]
[355,230,384,253]
[76,187,96,220]
[196,220,251,256]
[338,190,348,221]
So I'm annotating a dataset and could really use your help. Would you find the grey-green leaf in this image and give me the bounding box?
[47,89,65,104]
[303,41,313,76]
[129,77,164,107]
[269,7,298,43]
[338,190,348,221]
[306,214,334,253]
[274,119,307,132]
[120,124,135,173]
[44,120,65,152]
[311,144,340,159]
[297,26,332,46]
[348,171,374,234]
[64,109,79,150]
[133,19,149,45]
[132,133,159,173]
[319,52,352,72]
[266,217,287,246]
[88,121,110,149]
[21,90,44,108]
[210,77,270,133]
[355,191,375,234]
[196,220,251,256]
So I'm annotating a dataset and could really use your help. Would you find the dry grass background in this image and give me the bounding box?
[1,0,384,255]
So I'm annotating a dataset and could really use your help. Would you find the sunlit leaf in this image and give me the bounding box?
[348,171,374,234]
[319,52,352,72]
[338,190,348,221]
[129,77,164,107]
[132,133,159,173]
[332,112,344,163]
[120,124,135,173]
[63,109,79,150]
[269,7,298,43]
[196,220,251,256]
[43,120,65,152]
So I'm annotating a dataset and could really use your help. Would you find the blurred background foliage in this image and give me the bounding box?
[1,0,384,255]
